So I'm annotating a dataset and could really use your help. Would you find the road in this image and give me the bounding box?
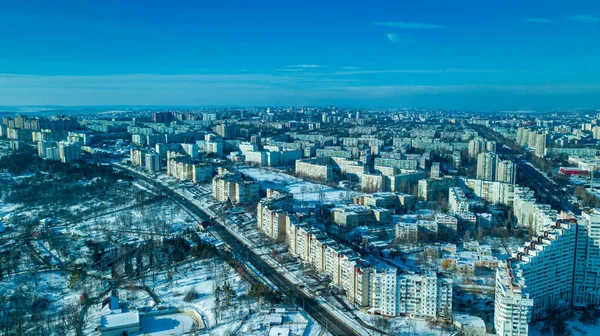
[472,125,580,214]
[106,161,362,336]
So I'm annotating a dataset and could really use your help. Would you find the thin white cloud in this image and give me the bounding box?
[566,15,600,23]
[1,73,598,107]
[524,18,552,23]
[332,68,497,75]
[340,66,360,70]
[373,21,444,29]
[285,64,322,69]
[385,33,413,43]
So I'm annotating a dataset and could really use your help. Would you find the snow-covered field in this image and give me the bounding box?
[84,257,251,335]
[238,168,346,203]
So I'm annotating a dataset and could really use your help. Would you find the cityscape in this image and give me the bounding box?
[1,108,599,336]
[1,1,600,336]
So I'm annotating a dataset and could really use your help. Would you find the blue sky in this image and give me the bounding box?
[1,0,599,109]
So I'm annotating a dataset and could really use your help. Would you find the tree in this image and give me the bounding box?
[441,259,454,271]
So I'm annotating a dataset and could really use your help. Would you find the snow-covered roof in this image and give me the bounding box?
[265,314,282,325]
[454,313,486,329]
[100,311,140,331]
[269,327,290,336]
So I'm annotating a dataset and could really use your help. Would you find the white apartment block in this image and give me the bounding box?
[181,143,199,159]
[449,187,469,214]
[436,213,458,233]
[476,152,498,181]
[295,157,333,181]
[513,186,559,234]
[461,178,514,206]
[212,170,260,205]
[497,160,517,184]
[130,148,145,167]
[495,212,600,335]
[285,213,452,320]
[332,206,373,228]
[494,263,533,336]
[257,189,294,241]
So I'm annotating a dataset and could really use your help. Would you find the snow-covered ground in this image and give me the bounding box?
[238,168,346,203]
[142,314,196,335]
[84,257,250,335]
[530,312,600,336]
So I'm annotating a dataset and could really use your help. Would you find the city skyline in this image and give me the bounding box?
[1,0,600,108]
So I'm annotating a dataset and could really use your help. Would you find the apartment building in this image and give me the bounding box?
[418,177,455,201]
[144,152,160,172]
[130,148,145,167]
[494,263,534,336]
[495,212,600,334]
[468,137,496,158]
[257,189,294,241]
[331,206,373,228]
[461,178,515,206]
[430,162,441,178]
[212,169,260,205]
[436,213,458,233]
[449,187,469,214]
[476,152,498,181]
[49,141,81,163]
[295,157,333,181]
[285,219,452,319]
[496,160,517,184]
[353,192,416,214]
[513,186,559,234]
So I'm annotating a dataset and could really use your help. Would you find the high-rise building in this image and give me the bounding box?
[476,152,498,181]
[496,160,516,184]
[212,169,260,205]
[145,152,160,172]
[495,211,600,335]
[468,137,486,158]
[535,132,549,158]
[452,151,462,169]
[430,162,441,178]
[215,123,237,139]
[58,141,81,163]
[257,189,294,241]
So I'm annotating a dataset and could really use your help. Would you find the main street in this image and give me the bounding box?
[472,125,580,214]
[99,158,362,336]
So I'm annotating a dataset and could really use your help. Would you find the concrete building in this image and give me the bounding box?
[436,214,458,233]
[216,123,237,139]
[476,152,498,181]
[452,151,462,169]
[461,178,515,206]
[58,141,81,163]
[494,212,600,335]
[212,169,260,205]
[496,160,516,184]
[332,206,373,228]
[257,189,294,241]
[285,218,452,319]
[295,157,333,182]
[468,137,495,158]
[449,187,469,214]
[144,152,160,172]
[130,148,145,167]
[535,132,548,158]
[418,177,455,201]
